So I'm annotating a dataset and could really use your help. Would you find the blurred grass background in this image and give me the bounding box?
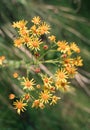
[0,0,90,130]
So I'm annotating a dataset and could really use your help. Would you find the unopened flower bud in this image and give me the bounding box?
[34,68,41,73]
[43,45,48,50]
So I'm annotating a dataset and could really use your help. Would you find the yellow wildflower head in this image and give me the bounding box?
[57,41,69,53]
[29,38,42,51]
[31,16,41,25]
[55,68,68,81]
[55,80,70,91]
[19,28,29,37]
[13,99,27,114]
[14,38,23,48]
[48,35,56,42]
[50,96,61,105]
[65,66,77,78]
[30,25,39,35]
[23,36,31,45]
[12,20,28,29]
[74,56,83,66]
[39,90,52,104]
[39,102,45,109]
[21,77,35,90]
[42,75,53,87]
[63,58,73,67]
[38,22,50,35]
[70,42,80,53]
[32,99,40,108]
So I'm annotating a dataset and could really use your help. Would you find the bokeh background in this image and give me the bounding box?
[0,0,90,130]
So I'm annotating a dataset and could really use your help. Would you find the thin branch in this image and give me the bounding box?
[75,73,90,96]
[65,26,90,45]
[40,5,73,13]
[79,68,90,78]
[79,73,90,84]
[76,103,90,113]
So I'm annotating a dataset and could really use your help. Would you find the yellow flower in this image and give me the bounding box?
[19,28,29,37]
[21,77,35,90]
[30,25,39,35]
[63,58,73,67]
[31,16,41,25]
[14,38,23,47]
[13,72,18,78]
[55,69,68,81]
[0,56,5,65]
[50,86,55,92]
[74,56,83,66]
[39,90,52,104]
[38,22,50,35]
[29,38,42,51]
[67,49,72,56]
[50,96,61,105]
[55,80,70,91]
[48,35,56,42]
[39,102,45,109]
[12,20,27,29]
[65,66,77,77]
[13,99,27,114]
[42,75,53,87]
[57,41,69,53]
[23,36,31,45]
[70,42,80,53]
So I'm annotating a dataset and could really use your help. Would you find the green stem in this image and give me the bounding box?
[39,44,57,60]
[40,59,60,64]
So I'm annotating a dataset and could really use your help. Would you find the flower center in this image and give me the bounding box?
[32,42,38,47]
[58,72,65,79]
[42,93,49,100]
[16,102,23,109]
[44,78,49,83]
[25,81,31,88]
[61,45,66,50]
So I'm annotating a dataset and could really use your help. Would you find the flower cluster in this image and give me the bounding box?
[9,16,83,114]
